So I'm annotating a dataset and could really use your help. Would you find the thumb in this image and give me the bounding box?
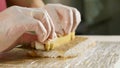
[17,32,38,45]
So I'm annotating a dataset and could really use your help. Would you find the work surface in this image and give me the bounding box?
[0,36,120,68]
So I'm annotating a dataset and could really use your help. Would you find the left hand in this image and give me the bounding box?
[43,4,81,36]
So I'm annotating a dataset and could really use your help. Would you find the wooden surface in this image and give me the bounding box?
[0,36,92,66]
[0,36,120,68]
[28,36,95,58]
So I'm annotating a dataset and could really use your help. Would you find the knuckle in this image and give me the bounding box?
[39,9,48,18]
[10,6,19,9]
[72,8,81,23]
[10,6,21,10]
[7,6,22,14]
[33,20,40,27]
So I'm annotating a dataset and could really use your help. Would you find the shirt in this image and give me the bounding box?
[0,0,6,12]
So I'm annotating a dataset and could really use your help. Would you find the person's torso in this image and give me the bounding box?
[0,0,7,12]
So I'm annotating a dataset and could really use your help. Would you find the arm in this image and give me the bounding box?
[7,0,45,8]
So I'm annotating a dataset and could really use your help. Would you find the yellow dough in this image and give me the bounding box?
[28,36,96,58]
[34,32,75,51]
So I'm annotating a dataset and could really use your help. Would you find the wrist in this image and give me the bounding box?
[7,0,45,8]
[30,0,45,8]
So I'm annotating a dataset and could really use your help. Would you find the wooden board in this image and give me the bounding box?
[28,36,96,58]
[0,36,96,67]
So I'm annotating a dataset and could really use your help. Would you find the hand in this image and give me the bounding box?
[0,6,56,52]
[44,4,81,36]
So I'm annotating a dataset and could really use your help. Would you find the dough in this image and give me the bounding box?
[28,36,96,58]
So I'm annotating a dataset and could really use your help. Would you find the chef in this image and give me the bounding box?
[0,0,81,53]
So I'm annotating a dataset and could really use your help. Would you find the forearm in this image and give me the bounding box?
[7,0,45,8]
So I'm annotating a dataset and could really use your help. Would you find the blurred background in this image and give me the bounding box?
[44,0,120,35]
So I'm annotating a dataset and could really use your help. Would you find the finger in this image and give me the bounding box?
[16,7,49,42]
[55,4,81,32]
[48,4,74,35]
[45,5,65,36]
[46,10,57,39]
[32,8,52,40]
[17,32,37,44]
[24,18,47,43]
[16,6,34,17]
[71,8,81,32]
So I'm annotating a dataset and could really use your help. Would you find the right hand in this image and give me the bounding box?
[44,4,81,36]
[0,6,56,52]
